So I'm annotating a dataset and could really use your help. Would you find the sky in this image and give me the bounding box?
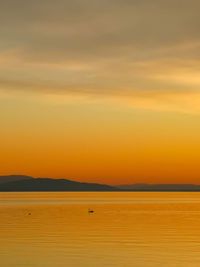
[1,0,200,185]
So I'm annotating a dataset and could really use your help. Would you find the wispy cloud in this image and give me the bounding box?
[1,0,200,113]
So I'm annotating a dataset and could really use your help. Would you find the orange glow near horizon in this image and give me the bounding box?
[1,94,200,185]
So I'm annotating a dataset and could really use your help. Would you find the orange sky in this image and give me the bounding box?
[1,0,200,185]
[1,93,200,185]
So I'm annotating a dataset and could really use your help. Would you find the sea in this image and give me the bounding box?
[0,192,200,267]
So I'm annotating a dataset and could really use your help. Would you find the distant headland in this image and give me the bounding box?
[0,175,200,192]
[0,175,117,192]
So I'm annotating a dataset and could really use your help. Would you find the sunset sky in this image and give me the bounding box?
[1,0,200,185]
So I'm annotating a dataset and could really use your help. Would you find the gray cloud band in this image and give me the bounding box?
[0,0,200,110]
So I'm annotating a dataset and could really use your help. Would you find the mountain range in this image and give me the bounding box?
[117,183,200,191]
[1,176,200,191]
[0,175,117,191]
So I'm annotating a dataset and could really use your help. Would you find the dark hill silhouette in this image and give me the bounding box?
[0,175,33,184]
[1,176,200,192]
[0,176,117,191]
[117,183,200,191]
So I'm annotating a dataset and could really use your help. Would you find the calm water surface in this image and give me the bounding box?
[0,192,200,267]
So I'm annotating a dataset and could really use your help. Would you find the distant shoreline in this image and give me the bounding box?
[1,191,200,192]
[1,175,200,192]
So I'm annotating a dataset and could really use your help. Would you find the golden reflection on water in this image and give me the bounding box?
[1,192,200,266]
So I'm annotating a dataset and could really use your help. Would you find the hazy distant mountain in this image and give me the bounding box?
[1,176,200,192]
[117,183,200,191]
[0,175,33,184]
[0,176,117,191]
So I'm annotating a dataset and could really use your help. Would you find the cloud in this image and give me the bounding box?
[0,0,200,113]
